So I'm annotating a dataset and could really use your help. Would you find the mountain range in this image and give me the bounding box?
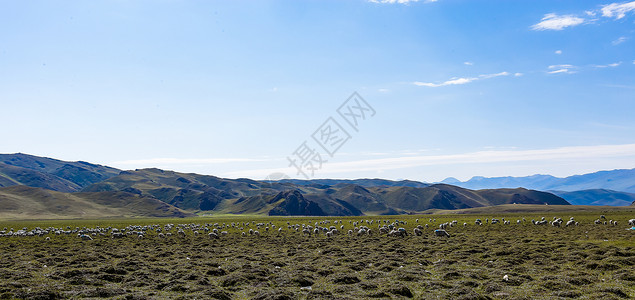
[1,153,633,219]
[443,169,635,193]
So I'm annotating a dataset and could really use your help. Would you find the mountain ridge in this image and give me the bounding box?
[445,168,635,194]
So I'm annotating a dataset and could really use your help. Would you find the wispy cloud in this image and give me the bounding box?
[227,144,635,178]
[531,13,585,31]
[464,61,474,66]
[601,1,635,19]
[555,50,562,54]
[593,62,622,68]
[533,1,635,31]
[612,36,629,45]
[547,64,576,74]
[413,71,510,87]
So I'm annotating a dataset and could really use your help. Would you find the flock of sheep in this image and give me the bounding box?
[1,216,633,241]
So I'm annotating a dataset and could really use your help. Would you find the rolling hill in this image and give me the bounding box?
[0,153,120,191]
[0,185,192,219]
[79,169,570,216]
[1,153,613,219]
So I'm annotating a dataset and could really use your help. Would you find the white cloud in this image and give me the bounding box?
[594,62,622,68]
[464,61,474,66]
[601,1,635,19]
[612,36,628,45]
[534,2,635,32]
[531,13,585,30]
[547,64,576,74]
[514,73,523,77]
[414,71,510,87]
[555,50,562,54]
[378,88,390,93]
[227,144,635,178]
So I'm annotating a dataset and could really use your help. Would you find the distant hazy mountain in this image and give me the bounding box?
[0,153,120,192]
[551,189,635,206]
[446,168,635,194]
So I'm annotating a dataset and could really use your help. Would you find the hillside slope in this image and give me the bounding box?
[81,169,569,216]
[0,153,120,191]
[0,185,192,219]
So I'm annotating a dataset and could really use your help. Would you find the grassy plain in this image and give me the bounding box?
[0,210,634,299]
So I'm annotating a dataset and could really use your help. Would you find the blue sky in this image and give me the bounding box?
[1,0,635,182]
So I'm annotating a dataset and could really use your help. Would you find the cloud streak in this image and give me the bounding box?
[547,64,576,74]
[532,1,635,31]
[413,71,510,87]
[612,36,628,45]
[531,13,585,30]
[594,62,622,68]
[601,1,635,19]
[227,144,635,178]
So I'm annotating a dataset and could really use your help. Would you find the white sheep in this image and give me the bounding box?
[413,228,423,236]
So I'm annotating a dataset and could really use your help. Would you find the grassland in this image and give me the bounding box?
[0,211,634,299]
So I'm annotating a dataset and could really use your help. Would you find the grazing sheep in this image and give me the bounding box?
[45,237,50,241]
[388,229,406,237]
[413,228,423,236]
[79,234,93,241]
[208,232,219,239]
[434,229,450,238]
[629,219,635,226]
[566,220,575,227]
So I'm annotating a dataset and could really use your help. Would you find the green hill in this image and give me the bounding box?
[81,169,569,216]
[0,153,120,191]
[0,154,577,219]
[0,185,192,220]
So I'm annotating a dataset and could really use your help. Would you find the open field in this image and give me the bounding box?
[1,210,634,299]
